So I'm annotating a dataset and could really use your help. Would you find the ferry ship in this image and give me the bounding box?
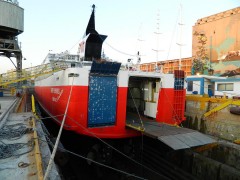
[34,4,186,139]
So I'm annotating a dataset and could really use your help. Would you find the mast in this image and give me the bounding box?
[152,9,163,71]
[177,4,184,70]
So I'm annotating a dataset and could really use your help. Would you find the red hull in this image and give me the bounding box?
[35,86,140,138]
[156,88,186,124]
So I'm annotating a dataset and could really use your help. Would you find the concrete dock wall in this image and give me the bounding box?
[185,96,240,141]
[167,142,240,180]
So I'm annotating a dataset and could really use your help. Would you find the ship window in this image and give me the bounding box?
[71,63,76,68]
[217,83,233,91]
[68,73,79,77]
[187,81,193,91]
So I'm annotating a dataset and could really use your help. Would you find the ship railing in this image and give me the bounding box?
[47,53,79,62]
[0,53,92,87]
[0,62,67,87]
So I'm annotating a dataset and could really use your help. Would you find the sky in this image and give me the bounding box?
[0,0,239,73]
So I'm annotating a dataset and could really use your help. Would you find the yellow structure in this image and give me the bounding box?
[0,62,66,87]
[204,100,240,117]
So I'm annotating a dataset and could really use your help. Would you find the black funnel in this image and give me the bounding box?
[80,4,107,61]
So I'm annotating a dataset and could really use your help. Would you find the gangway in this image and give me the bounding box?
[0,62,67,87]
[126,113,215,150]
[0,52,79,87]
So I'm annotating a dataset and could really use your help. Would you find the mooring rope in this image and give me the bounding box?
[44,76,74,180]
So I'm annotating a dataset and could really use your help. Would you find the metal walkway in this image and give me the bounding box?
[0,62,66,87]
[126,114,216,150]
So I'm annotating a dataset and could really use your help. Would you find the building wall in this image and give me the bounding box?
[191,81,201,94]
[186,78,203,95]
[214,81,240,98]
[140,7,240,76]
[211,60,240,75]
[140,57,192,76]
[192,7,240,61]
[162,57,192,75]
[204,79,212,96]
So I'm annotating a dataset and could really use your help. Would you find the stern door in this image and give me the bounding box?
[88,61,121,127]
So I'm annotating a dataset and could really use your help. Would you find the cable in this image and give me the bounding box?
[37,114,65,121]
[36,136,147,180]
[104,41,136,57]
[33,82,177,178]
[166,8,180,60]
[128,87,146,177]
[0,123,32,140]
[34,106,152,178]
[36,113,74,128]
[65,114,164,178]
[44,76,75,180]
[90,29,138,58]
[68,38,82,52]
[0,114,34,160]
[129,88,145,130]
[34,93,178,178]
[0,139,34,159]
[34,79,185,178]
[33,54,182,178]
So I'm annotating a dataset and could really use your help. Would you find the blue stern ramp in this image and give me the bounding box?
[88,61,121,127]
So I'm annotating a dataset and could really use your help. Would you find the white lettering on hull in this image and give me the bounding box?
[51,88,63,102]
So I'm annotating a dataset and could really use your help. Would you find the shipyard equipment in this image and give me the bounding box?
[0,0,24,84]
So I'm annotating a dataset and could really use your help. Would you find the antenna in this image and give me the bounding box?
[136,23,145,67]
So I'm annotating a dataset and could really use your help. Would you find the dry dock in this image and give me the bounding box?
[0,93,60,180]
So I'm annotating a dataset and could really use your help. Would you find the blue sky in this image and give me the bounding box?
[0,0,239,73]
